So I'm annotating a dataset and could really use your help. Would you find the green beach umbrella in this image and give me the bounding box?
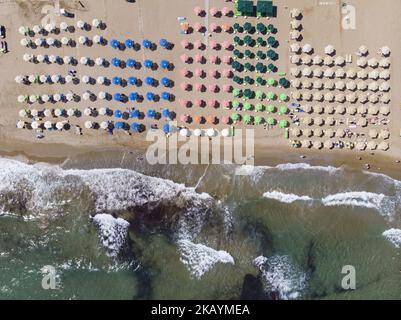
[279,93,288,102]
[244,49,253,58]
[255,62,266,73]
[243,22,253,33]
[279,78,289,87]
[243,114,253,124]
[243,35,253,46]
[279,106,289,114]
[233,23,242,32]
[244,62,253,71]
[267,36,276,46]
[233,49,242,58]
[267,104,276,113]
[244,76,253,84]
[267,49,276,59]
[256,50,266,60]
[233,76,243,85]
[255,103,264,112]
[232,61,242,71]
[231,112,240,121]
[243,89,254,99]
[267,24,275,33]
[256,77,265,86]
[243,102,253,111]
[267,92,276,100]
[268,63,276,72]
[233,88,242,97]
[233,36,242,45]
[256,37,265,46]
[279,119,289,128]
[255,91,264,100]
[255,115,263,125]
[267,117,276,125]
[267,77,276,86]
[256,23,267,34]
[232,100,241,108]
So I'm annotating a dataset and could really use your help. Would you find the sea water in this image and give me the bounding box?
[0,153,400,300]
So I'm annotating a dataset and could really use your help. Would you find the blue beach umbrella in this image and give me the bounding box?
[144,59,153,69]
[162,109,170,118]
[112,77,122,85]
[130,122,141,132]
[161,77,170,87]
[128,77,138,85]
[145,77,154,86]
[111,39,120,49]
[112,58,121,67]
[125,39,134,48]
[143,39,152,49]
[115,122,125,130]
[160,60,170,69]
[129,92,139,101]
[161,92,170,101]
[114,110,123,118]
[130,109,140,118]
[147,109,156,118]
[146,92,155,101]
[163,124,170,134]
[159,38,169,48]
[114,93,122,101]
[127,59,137,68]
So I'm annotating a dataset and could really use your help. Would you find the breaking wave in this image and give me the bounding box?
[382,229,401,248]
[263,191,313,204]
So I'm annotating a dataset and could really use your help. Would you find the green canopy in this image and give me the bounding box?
[244,76,253,84]
[232,100,241,108]
[255,115,263,124]
[234,36,242,44]
[256,77,265,85]
[255,62,265,72]
[267,78,276,86]
[279,119,289,128]
[267,104,276,113]
[255,91,264,100]
[243,102,253,110]
[233,23,242,32]
[244,62,253,71]
[237,0,254,16]
[231,112,240,121]
[279,78,289,87]
[256,50,266,59]
[233,76,243,84]
[267,36,276,46]
[267,24,275,32]
[257,1,274,18]
[233,49,242,58]
[256,23,267,34]
[266,117,276,125]
[280,106,288,114]
[243,22,253,33]
[267,92,276,100]
[243,35,253,46]
[244,49,253,58]
[243,89,255,99]
[233,88,242,97]
[267,49,276,59]
[279,93,288,102]
[243,114,253,124]
[256,37,265,46]
[268,63,276,72]
[232,61,243,71]
[255,103,264,111]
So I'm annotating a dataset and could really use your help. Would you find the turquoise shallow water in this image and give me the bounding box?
[0,154,400,300]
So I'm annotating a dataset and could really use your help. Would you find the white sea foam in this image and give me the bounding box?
[382,229,401,248]
[178,240,234,279]
[263,191,313,203]
[321,192,387,211]
[274,163,339,173]
[253,255,308,300]
[92,214,130,257]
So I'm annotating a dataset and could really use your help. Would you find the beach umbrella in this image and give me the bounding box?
[18,26,27,35]
[81,75,90,84]
[111,93,122,102]
[325,45,335,55]
[55,122,65,130]
[323,56,333,66]
[368,58,379,68]
[368,82,379,91]
[312,67,323,78]
[368,129,378,139]
[356,81,367,91]
[357,105,367,115]
[357,57,367,68]
[18,109,28,118]
[112,57,121,67]
[378,142,389,151]
[290,68,301,77]
[368,105,379,115]
[23,53,33,62]
[113,110,123,119]
[313,141,323,150]
[302,44,313,54]
[379,106,390,116]
[115,122,125,130]
[161,123,171,134]
[379,46,391,56]
[84,121,93,129]
[129,92,139,101]
[145,77,155,86]
[99,121,110,130]
[243,115,253,125]
[32,25,41,34]
[290,43,300,53]
[302,67,312,77]
[93,58,104,67]
[51,74,61,83]
[346,81,357,91]
[379,58,390,68]
[279,106,289,115]
[368,94,379,103]
[145,92,155,101]
[143,39,152,49]
[130,122,141,132]
[78,36,88,45]
[303,117,313,126]
[231,113,240,122]
[79,56,89,65]
[110,39,120,49]
[98,91,107,100]
[366,141,377,151]
[76,20,86,29]
[43,109,52,117]
[379,130,390,139]
[279,93,288,102]
[67,108,76,117]
[279,119,289,128]
[380,93,390,104]
[303,91,312,101]
[266,117,276,125]
[355,142,366,151]
[290,20,301,30]
[379,70,390,80]
[368,70,379,80]
[301,55,312,65]
[290,55,302,65]
[291,128,302,137]
[37,54,47,63]
[324,140,334,150]
[31,121,40,130]
[98,107,108,116]
[44,121,53,130]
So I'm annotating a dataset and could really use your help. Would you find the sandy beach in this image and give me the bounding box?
[1,0,401,175]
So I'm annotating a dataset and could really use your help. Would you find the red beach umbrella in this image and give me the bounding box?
[222,116,230,124]
[194,54,204,63]
[194,116,203,124]
[179,99,189,107]
[209,40,218,50]
[180,54,190,63]
[195,83,204,92]
[194,40,204,50]
[222,100,231,109]
[222,55,232,64]
[209,69,218,78]
[222,69,232,78]
[181,39,190,49]
[209,23,218,32]
[180,82,190,91]
[195,68,204,77]
[194,6,204,16]
[209,84,218,92]
[209,55,218,64]
[194,22,203,32]
[208,99,217,108]
[223,84,232,93]
[194,99,204,107]
[180,114,189,123]
[222,41,231,50]
[210,7,219,17]
[180,68,190,77]
[222,7,232,16]
[208,115,216,124]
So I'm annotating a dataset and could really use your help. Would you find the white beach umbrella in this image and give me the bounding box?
[31,121,39,129]
[323,68,334,78]
[84,108,92,116]
[44,121,53,129]
[380,94,391,104]
[324,92,334,102]
[357,105,367,115]
[61,37,70,45]
[46,37,55,46]
[48,55,57,63]
[302,91,312,101]
[18,26,27,35]
[302,44,313,54]
[206,128,216,137]
[82,92,91,101]
[358,45,368,56]
[368,58,378,68]
[56,122,65,130]
[64,56,72,64]
[290,68,301,77]
[334,56,345,66]
[44,109,52,117]
[290,30,301,40]
[51,74,61,83]
[100,122,109,130]
[82,75,90,84]
[347,106,357,115]
[99,107,108,116]
[368,94,379,103]
[312,67,323,78]
[367,141,377,151]
[314,117,324,126]
[356,142,366,151]
[193,129,203,137]
[95,57,104,66]
[44,23,54,33]
[53,94,61,102]
[290,20,302,30]
[346,81,357,91]
[97,76,106,85]
[290,8,302,18]
[290,43,300,53]
[380,46,391,56]
[303,117,313,126]
[290,55,301,65]
[368,70,379,80]
[335,129,346,138]
[368,129,378,139]
[324,80,334,90]
[67,109,76,117]
[335,93,345,103]
[378,142,389,151]
[335,68,345,78]
[31,110,39,117]
[23,53,32,62]
[302,80,312,89]
[357,70,368,79]
[314,129,324,137]
[65,93,74,101]
[325,129,335,138]
[221,129,231,137]
[291,128,302,137]
[80,56,89,65]
[313,80,323,89]
[313,141,323,150]
[54,109,63,117]
[346,93,357,103]
[28,75,36,83]
[20,38,29,47]
[346,69,356,79]
[304,129,313,137]
[368,105,379,115]
[93,35,101,44]
[60,22,68,31]
[379,58,390,68]
[379,130,390,139]
[19,109,27,117]
[324,140,334,150]
[323,56,333,66]
[368,82,379,91]
[17,120,25,129]
[34,38,44,46]
[379,106,390,116]
[313,55,323,65]
[41,94,50,102]
[85,121,93,129]
[301,55,312,65]
[77,20,86,29]
[335,105,345,114]
[15,75,24,84]
[92,18,101,28]
[313,92,323,101]
[292,91,301,100]
[335,81,345,90]
[357,81,367,91]
[325,45,335,55]
[314,105,324,114]
[302,67,312,77]
[65,75,73,83]
[78,36,88,45]
[379,70,390,80]
[357,57,367,67]
[32,25,41,34]
[180,128,189,137]
[36,54,47,63]
[29,95,37,103]
[98,91,107,100]
[291,79,302,89]
[301,140,312,148]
